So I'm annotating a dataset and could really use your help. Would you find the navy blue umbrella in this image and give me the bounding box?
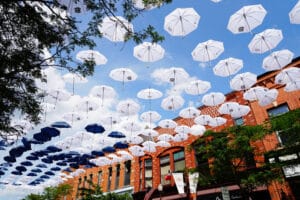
[21,161,33,166]
[9,146,27,157]
[91,150,104,157]
[0,171,4,176]
[69,163,79,169]
[29,139,44,145]
[46,146,62,153]
[16,166,27,172]
[36,164,47,168]
[0,147,5,150]
[11,171,22,175]
[114,141,129,149]
[31,168,42,173]
[108,131,126,138]
[0,163,12,167]
[0,167,8,171]
[50,167,61,171]
[56,162,67,166]
[41,158,53,164]
[40,175,50,179]
[102,146,116,153]
[45,171,55,176]
[3,156,16,163]
[27,172,37,177]
[26,155,39,161]
[33,132,50,142]
[21,138,31,150]
[85,123,105,134]
[51,121,71,128]
[41,127,60,137]
[63,167,73,172]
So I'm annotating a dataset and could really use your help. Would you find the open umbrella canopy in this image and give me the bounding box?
[89,85,116,106]
[4,156,16,163]
[227,4,267,34]
[98,16,133,42]
[126,135,144,145]
[9,146,27,157]
[190,125,206,136]
[230,72,257,91]
[185,80,211,96]
[20,161,33,166]
[45,171,55,176]
[46,146,62,153]
[164,7,200,36]
[27,172,37,177]
[213,57,243,77]
[113,142,129,149]
[262,49,294,71]
[284,80,300,92]
[109,68,137,86]
[51,121,71,129]
[289,1,300,24]
[116,99,140,116]
[91,150,105,157]
[102,146,116,153]
[275,67,300,85]
[158,119,177,129]
[161,95,184,111]
[76,50,107,65]
[128,145,145,157]
[140,111,161,123]
[133,42,165,62]
[194,114,214,126]
[179,106,200,119]
[85,124,105,134]
[208,117,227,127]
[191,39,224,63]
[202,92,225,106]
[163,67,189,85]
[41,127,60,138]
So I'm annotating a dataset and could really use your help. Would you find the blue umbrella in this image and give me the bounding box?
[21,138,31,150]
[52,154,65,161]
[108,131,126,138]
[0,163,12,167]
[41,127,60,137]
[33,132,50,142]
[4,156,16,163]
[46,146,62,153]
[11,171,22,175]
[114,141,129,149]
[41,158,53,164]
[36,164,47,168]
[27,172,37,177]
[26,155,39,161]
[91,150,104,157]
[31,150,48,157]
[9,146,27,157]
[45,171,55,176]
[16,166,27,172]
[85,123,105,134]
[21,161,33,166]
[63,167,73,172]
[40,175,50,179]
[0,147,5,150]
[31,168,42,173]
[56,162,67,166]
[102,146,116,153]
[51,121,71,128]
[0,171,4,176]
[50,167,61,171]
[69,163,79,169]
[29,139,44,145]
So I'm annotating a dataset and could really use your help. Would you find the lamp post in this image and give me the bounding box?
[158,183,163,200]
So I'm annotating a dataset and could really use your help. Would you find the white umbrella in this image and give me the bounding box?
[48,89,71,105]
[230,105,251,118]
[164,67,189,85]
[289,1,300,24]
[40,102,55,120]
[218,102,240,115]
[126,135,144,145]
[133,0,158,10]
[202,92,225,106]
[76,97,99,116]
[173,133,188,142]
[129,145,145,157]
[137,88,163,109]
[122,121,142,134]
[179,106,200,119]
[248,29,283,54]
[98,16,133,42]
[133,42,165,62]
[285,80,300,92]
[116,99,141,116]
[190,124,206,136]
[157,133,174,142]
[208,117,227,127]
[140,111,161,124]
[257,89,279,106]
[89,85,116,106]
[262,49,294,71]
[90,157,111,166]
[213,57,243,77]
[243,86,269,101]
[175,125,191,135]
[156,141,171,147]
[99,115,120,130]
[63,72,88,95]
[185,80,211,96]
[142,141,157,152]
[194,114,213,126]
[109,67,137,86]
[140,129,159,138]
[117,150,133,161]
[227,4,267,34]
[76,50,107,65]
[275,67,300,85]
[230,72,257,91]
[62,112,83,123]
[161,95,184,111]
[158,119,177,129]
[164,7,200,36]
[191,39,224,63]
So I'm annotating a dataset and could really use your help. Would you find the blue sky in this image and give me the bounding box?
[1,0,300,199]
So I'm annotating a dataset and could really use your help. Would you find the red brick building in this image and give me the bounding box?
[64,58,300,200]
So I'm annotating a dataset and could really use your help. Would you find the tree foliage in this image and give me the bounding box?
[23,184,72,200]
[0,0,171,138]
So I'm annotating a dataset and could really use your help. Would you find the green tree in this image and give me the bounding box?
[22,184,72,200]
[0,0,171,138]
[193,125,282,199]
[23,193,44,200]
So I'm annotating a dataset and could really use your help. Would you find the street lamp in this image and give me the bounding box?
[158,183,163,200]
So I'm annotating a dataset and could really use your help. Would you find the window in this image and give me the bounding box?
[234,117,244,125]
[115,164,120,189]
[173,150,185,172]
[124,161,131,186]
[107,167,112,191]
[160,155,170,185]
[267,103,289,117]
[145,159,153,188]
[97,171,102,186]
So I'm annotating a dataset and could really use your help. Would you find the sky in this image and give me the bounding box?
[1,0,300,199]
